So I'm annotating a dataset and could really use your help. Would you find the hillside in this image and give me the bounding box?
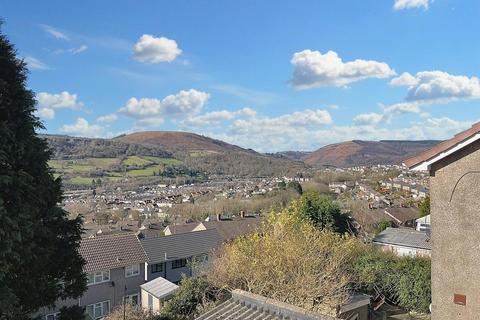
[303,140,440,168]
[115,132,304,177]
[42,133,305,183]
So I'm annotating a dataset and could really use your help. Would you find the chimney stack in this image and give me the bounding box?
[240,210,245,218]
[216,213,222,221]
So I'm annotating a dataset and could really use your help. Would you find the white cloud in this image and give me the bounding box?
[290,50,395,89]
[183,108,256,127]
[71,45,88,54]
[24,56,48,70]
[60,118,104,137]
[119,89,210,126]
[96,114,118,124]
[133,35,182,63]
[36,91,84,120]
[394,0,430,10]
[41,24,70,40]
[208,116,471,152]
[36,107,55,120]
[353,113,386,125]
[390,72,419,87]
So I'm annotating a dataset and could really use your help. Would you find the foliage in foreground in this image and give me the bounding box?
[208,206,361,316]
[353,248,431,313]
[0,25,86,319]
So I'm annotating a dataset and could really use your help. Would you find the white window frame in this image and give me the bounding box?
[86,300,110,320]
[87,270,110,286]
[124,292,140,307]
[125,264,140,278]
[45,312,60,320]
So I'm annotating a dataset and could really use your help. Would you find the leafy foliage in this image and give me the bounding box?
[353,248,431,313]
[0,27,86,318]
[287,181,303,195]
[162,276,225,319]
[374,220,391,235]
[58,306,86,320]
[208,206,362,316]
[293,192,354,233]
[419,194,430,217]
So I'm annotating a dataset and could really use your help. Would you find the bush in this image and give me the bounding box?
[352,248,431,313]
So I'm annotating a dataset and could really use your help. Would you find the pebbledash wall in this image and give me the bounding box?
[429,140,480,319]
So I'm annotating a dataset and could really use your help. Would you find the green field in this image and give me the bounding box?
[127,164,164,177]
[49,155,184,185]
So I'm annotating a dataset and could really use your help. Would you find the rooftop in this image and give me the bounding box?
[195,289,337,320]
[404,121,480,170]
[79,233,148,273]
[140,228,222,263]
[373,227,431,250]
[140,276,178,299]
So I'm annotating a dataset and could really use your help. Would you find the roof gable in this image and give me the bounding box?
[404,122,480,171]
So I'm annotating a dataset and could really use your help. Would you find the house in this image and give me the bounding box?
[140,276,178,314]
[372,227,431,257]
[140,229,222,284]
[383,207,419,227]
[164,222,205,235]
[404,122,480,319]
[37,233,148,320]
[195,289,370,320]
[415,214,431,232]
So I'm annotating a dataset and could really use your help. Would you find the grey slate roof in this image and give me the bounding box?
[373,227,432,250]
[140,276,178,299]
[195,290,337,320]
[79,233,148,272]
[140,228,222,263]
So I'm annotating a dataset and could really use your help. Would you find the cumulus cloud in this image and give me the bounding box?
[133,35,182,63]
[209,116,471,152]
[389,72,419,87]
[353,113,386,125]
[36,91,84,120]
[394,0,430,10]
[290,50,395,89]
[41,24,70,40]
[24,56,49,70]
[119,89,210,126]
[183,108,256,127]
[96,114,118,124]
[60,118,104,137]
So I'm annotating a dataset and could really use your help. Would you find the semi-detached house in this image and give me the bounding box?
[37,229,222,320]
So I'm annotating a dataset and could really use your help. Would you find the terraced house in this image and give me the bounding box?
[36,229,222,319]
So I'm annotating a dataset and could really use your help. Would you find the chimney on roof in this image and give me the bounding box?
[240,210,245,218]
[216,213,222,221]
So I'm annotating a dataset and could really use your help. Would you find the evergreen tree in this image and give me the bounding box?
[0,26,86,319]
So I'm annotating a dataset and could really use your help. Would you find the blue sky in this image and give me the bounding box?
[2,0,480,151]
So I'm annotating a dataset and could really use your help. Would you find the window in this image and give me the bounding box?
[86,270,110,285]
[125,264,140,277]
[86,300,110,320]
[124,293,139,306]
[150,263,163,274]
[172,258,187,269]
[45,313,60,320]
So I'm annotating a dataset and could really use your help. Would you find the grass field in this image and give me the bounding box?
[127,164,164,177]
[142,156,183,165]
[121,156,153,166]
[68,176,94,185]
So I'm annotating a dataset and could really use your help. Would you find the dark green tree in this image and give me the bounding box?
[295,192,353,233]
[0,26,86,319]
[277,181,286,190]
[287,181,303,195]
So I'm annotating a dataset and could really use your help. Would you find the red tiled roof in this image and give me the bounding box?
[404,122,480,169]
[79,233,147,272]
